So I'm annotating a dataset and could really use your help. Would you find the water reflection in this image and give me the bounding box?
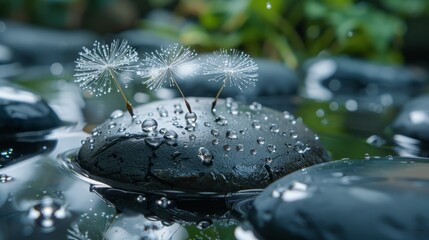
[61,149,261,238]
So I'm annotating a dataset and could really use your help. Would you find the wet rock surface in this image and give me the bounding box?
[392,94,429,143]
[77,97,329,193]
[302,57,428,106]
[247,157,429,240]
[0,81,62,136]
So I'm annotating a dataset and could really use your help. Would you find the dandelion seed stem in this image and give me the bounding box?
[171,76,192,113]
[211,83,225,111]
[108,69,134,117]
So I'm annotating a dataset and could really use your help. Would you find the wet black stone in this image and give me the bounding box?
[0,20,96,65]
[0,81,62,136]
[392,94,429,143]
[77,98,329,193]
[302,56,428,106]
[247,157,429,240]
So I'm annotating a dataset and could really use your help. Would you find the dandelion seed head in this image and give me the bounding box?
[202,49,258,92]
[138,43,197,91]
[74,40,139,96]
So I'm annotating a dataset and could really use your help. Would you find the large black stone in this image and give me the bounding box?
[392,94,429,143]
[77,98,329,193]
[247,157,429,240]
[0,81,62,136]
[302,57,428,107]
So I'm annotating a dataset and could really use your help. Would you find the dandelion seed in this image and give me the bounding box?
[138,43,197,113]
[74,39,139,116]
[202,49,258,111]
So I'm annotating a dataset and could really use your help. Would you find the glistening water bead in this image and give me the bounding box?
[198,147,213,165]
[185,112,197,124]
[141,118,158,132]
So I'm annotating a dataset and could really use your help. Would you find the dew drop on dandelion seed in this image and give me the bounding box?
[215,115,228,126]
[141,118,158,132]
[185,112,197,124]
[198,147,213,165]
[226,130,238,139]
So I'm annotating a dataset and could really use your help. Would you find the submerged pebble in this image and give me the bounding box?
[77,98,329,193]
[247,157,429,240]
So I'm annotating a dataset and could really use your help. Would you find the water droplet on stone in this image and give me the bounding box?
[250,102,262,111]
[185,112,197,124]
[145,137,164,148]
[236,144,244,152]
[294,141,309,154]
[223,144,231,151]
[226,129,238,139]
[204,122,211,127]
[110,110,124,119]
[270,124,280,133]
[212,139,220,145]
[159,128,167,134]
[198,147,213,165]
[164,130,178,140]
[290,130,298,139]
[252,120,261,129]
[117,127,126,133]
[215,115,228,126]
[265,157,273,164]
[211,129,220,136]
[89,144,94,150]
[141,118,158,132]
[257,137,265,145]
[250,149,257,155]
[267,144,276,153]
[108,121,117,129]
[189,134,196,141]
